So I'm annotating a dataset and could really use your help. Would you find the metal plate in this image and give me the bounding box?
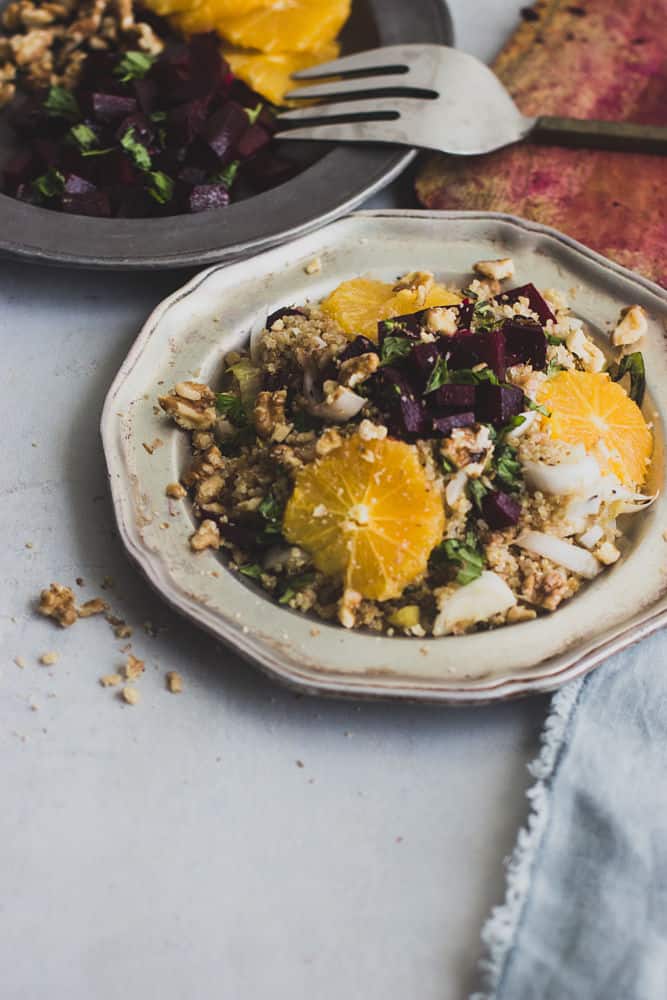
[0,0,452,270]
[101,209,667,705]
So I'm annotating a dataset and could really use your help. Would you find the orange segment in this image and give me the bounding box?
[153,0,269,20]
[321,277,460,340]
[218,0,351,54]
[538,370,652,487]
[283,434,445,601]
[225,43,340,105]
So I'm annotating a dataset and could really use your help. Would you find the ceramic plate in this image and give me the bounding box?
[101,210,667,704]
[0,0,451,270]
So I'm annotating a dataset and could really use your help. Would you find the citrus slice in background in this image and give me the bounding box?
[283,434,445,601]
[218,0,351,54]
[225,42,340,106]
[321,277,460,339]
[538,370,652,487]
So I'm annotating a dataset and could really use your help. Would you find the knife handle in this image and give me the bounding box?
[529,116,667,155]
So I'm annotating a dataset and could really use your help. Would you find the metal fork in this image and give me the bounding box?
[275,45,667,156]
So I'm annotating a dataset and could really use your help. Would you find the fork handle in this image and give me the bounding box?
[529,116,667,155]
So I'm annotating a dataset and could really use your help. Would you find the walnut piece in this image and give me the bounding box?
[473,258,515,282]
[38,582,78,627]
[40,651,59,665]
[124,653,145,680]
[78,597,108,618]
[100,673,122,687]
[166,482,187,500]
[159,382,217,431]
[190,519,221,552]
[253,389,291,441]
[612,305,647,347]
[121,686,140,705]
[338,352,379,389]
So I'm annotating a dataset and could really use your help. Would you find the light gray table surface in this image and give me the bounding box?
[0,5,549,999]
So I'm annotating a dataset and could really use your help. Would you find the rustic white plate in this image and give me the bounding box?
[101,210,667,704]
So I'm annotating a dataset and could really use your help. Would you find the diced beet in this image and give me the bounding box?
[203,101,248,160]
[431,383,476,410]
[497,283,555,325]
[237,123,271,160]
[177,165,207,186]
[503,318,547,371]
[97,149,139,188]
[266,306,306,329]
[455,299,475,329]
[445,331,486,369]
[410,341,440,388]
[168,98,209,146]
[64,173,96,195]
[432,411,476,435]
[482,327,506,379]
[61,190,111,217]
[481,490,522,528]
[2,148,39,193]
[475,383,524,426]
[245,151,298,191]
[188,183,230,213]
[379,367,427,437]
[92,93,138,124]
[14,182,40,205]
[188,33,226,93]
[337,335,378,362]
[378,311,425,343]
[76,51,118,95]
[133,78,157,116]
[115,112,155,147]
[33,138,60,167]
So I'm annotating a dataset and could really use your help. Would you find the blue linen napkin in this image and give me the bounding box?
[472,630,667,1000]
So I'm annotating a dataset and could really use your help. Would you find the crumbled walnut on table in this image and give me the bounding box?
[166,671,183,694]
[78,597,108,618]
[40,651,59,665]
[159,382,217,431]
[190,519,220,552]
[253,389,292,442]
[121,686,140,705]
[124,653,144,680]
[100,673,122,687]
[38,582,78,627]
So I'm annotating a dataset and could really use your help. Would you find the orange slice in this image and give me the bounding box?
[225,43,340,105]
[538,370,652,486]
[152,0,269,20]
[321,277,460,340]
[218,0,351,54]
[283,434,445,601]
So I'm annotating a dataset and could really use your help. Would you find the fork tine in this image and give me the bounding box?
[284,75,435,102]
[272,121,407,147]
[277,96,419,124]
[290,44,415,81]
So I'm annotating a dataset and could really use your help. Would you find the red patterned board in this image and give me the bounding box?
[416,0,667,287]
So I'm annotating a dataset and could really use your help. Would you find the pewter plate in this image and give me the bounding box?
[0,0,451,270]
[101,210,667,704]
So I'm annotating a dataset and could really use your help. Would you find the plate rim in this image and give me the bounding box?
[0,0,452,270]
[101,208,667,705]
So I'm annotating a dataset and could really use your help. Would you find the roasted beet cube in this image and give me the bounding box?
[445,330,486,369]
[503,318,547,371]
[432,411,476,435]
[379,366,427,437]
[237,123,272,160]
[61,190,111,217]
[481,327,506,379]
[481,490,522,528]
[203,101,248,160]
[168,98,209,146]
[265,306,306,329]
[378,311,425,343]
[115,112,155,148]
[410,341,441,388]
[64,173,96,195]
[188,183,230,213]
[431,383,476,410]
[177,165,207,186]
[475,383,524,426]
[455,299,475,330]
[133,78,157,116]
[188,32,226,97]
[337,334,378,362]
[91,93,138,123]
[497,283,555,325]
[32,138,60,167]
[2,148,39,194]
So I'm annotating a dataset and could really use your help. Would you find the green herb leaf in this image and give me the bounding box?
[114,50,156,83]
[43,86,79,119]
[259,494,284,535]
[32,168,64,200]
[216,392,246,425]
[380,335,412,366]
[210,160,240,188]
[546,333,563,346]
[435,536,485,585]
[441,454,456,475]
[120,127,151,171]
[467,478,488,513]
[425,356,450,393]
[146,170,174,205]
[546,359,565,377]
[472,300,499,333]
[526,398,551,417]
[501,414,526,435]
[245,102,263,124]
[493,443,522,492]
[461,287,479,302]
[239,563,263,579]
[150,110,168,123]
[278,572,315,604]
[610,351,646,406]
[70,123,98,151]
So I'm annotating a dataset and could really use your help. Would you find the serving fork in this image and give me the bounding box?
[274,45,667,156]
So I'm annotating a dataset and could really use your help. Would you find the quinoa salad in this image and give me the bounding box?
[158,258,655,637]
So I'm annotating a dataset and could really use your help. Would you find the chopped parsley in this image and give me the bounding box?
[279,572,316,604]
[546,359,565,377]
[114,50,157,83]
[441,454,456,475]
[259,494,284,535]
[426,360,500,394]
[500,414,526,436]
[525,398,551,417]
[43,86,79,119]
[434,532,485,585]
[467,478,488,513]
[493,443,522,492]
[611,351,646,406]
[215,392,246,425]
[425,356,450,393]
[245,102,263,124]
[70,123,98,151]
[380,335,412,365]
[120,127,151,171]
[150,110,168,124]
[238,563,263,579]
[472,300,499,332]
[146,170,174,205]
[32,168,64,200]
[546,333,563,346]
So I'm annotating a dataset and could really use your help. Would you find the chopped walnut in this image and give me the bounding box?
[474,258,515,282]
[194,472,225,506]
[565,328,605,373]
[338,588,362,629]
[441,425,493,477]
[159,382,217,431]
[253,389,291,441]
[38,582,78,627]
[166,671,183,694]
[506,604,537,624]
[393,270,434,305]
[612,305,647,347]
[425,306,458,335]
[166,482,187,500]
[315,427,343,456]
[304,257,322,275]
[358,419,387,442]
[78,597,108,618]
[190,519,221,552]
[338,352,379,389]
